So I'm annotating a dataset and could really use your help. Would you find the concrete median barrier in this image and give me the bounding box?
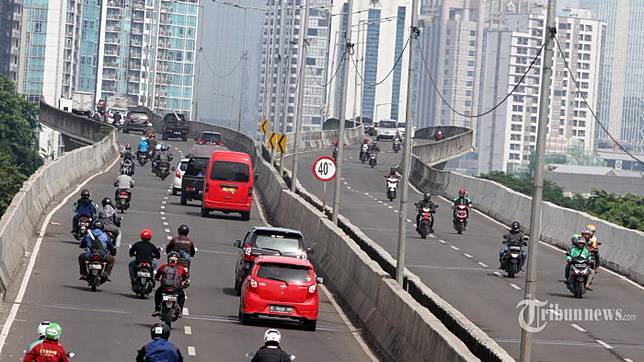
[0,130,118,302]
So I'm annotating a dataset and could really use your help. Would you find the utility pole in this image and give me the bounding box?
[331,0,354,225]
[193,3,204,122]
[271,0,288,164]
[261,2,277,125]
[279,1,298,175]
[519,0,556,361]
[395,0,419,285]
[236,8,248,132]
[290,0,310,191]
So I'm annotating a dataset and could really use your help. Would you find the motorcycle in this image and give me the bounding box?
[103,229,120,250]
[589,241,602,271]
[120,160,134,176]
[359,144,368,164]
[159,286,182,328]
[114,189,130,213]
[137,151,148,166]
[74,216,93,241]
[453,204,468,234]
[332,145,338,160]
[501,235,528,278]
[416,206,436,239]
[368,151,378,168]
[132,262,155,298]
[566,255,593,298]
[85,253,107,292]
[386,178,399,201]
[156,162,170,180]
[179,257,191,289]
[393,138,401,153]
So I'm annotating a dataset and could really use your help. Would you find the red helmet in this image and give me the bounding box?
[140,229,152,240]
[458,187,467,196]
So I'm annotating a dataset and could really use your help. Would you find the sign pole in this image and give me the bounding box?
[322,183,328,215]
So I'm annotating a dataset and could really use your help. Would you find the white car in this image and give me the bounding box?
[172,158,189,195]
[376,119,398,140]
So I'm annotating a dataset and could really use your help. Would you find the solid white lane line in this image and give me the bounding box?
[0,155,120,353]
[463,253,473,259]
[478,262,488,268]
[184,326,192,335]
[450,245,460,251]
[183,307,189,316]
[509,283,521,290]
[595,340,613,349]
[164,228,171,233]
[570,323,586,333]
[438,239,446,244]
[187,346,196,356]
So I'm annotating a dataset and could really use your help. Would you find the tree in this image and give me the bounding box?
[0,153,26,216]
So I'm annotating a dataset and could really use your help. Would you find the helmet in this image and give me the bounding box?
[423,192,431,201]
[102,197,113,207]
[575,236,587,247]
[92,220,104,231]
[150,322,171,340]
[140,228,152,241]
[264,328,281,345]
[178,224,189,236]
[44,323,62,341]
[167,251,179,265]
[511,221,521,232]
[125,144,131,151]
[581,228,592,239]
[458,187,467,197]
[162,144,169,151]
[586,224,596,235]
[80,189,90,199]
[155,144,162,151]
[37,321,50,338]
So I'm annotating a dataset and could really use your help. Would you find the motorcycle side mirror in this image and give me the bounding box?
[306,247,314,255]
[233,240,242,248]
[68,352,75,358]
[316,276,324,284]
[522,236,529,241]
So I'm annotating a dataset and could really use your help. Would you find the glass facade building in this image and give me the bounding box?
[20,0,49,102]
[78,0,101,93]
[360,8,381,120]
[389,6,406,120]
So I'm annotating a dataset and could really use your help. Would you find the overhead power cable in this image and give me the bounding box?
[350,36,411,87]
[553,36,643,164]
[200,51,242,78]
[306,50,346,87]
[416,41,546,118]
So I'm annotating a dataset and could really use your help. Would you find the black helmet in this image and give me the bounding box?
[92,220,104,231]
[150,323,170,340]
[102,197,113,207]
[511,221,521,232]
[423,192,431,201]
[178,224,189,236]
[81,189,90,199]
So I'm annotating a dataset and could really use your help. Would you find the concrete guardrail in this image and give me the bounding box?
[39,101,113,146]
[412,126,475,167]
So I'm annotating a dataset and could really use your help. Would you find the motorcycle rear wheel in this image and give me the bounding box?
[574,280,584,298]
[163,309,173,329]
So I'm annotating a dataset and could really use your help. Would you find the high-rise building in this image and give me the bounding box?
[0,0,23,83]
[478,9,604,174]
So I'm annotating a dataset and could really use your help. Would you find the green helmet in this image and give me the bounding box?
[45,323,62,341]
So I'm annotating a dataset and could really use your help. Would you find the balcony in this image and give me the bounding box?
[103,72,118,80]
[105,38,120,45]
[103,62,119,68]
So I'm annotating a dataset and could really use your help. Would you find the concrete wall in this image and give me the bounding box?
[545,171,644,196]
[410,155,644,285]
[412,126,475,166]
[0,130,118,301]
[39,101,112,146]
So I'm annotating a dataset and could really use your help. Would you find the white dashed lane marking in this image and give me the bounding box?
[184,326,192,335]
[160,205,166,209]
[509,283,521,290]
[478,262,488,268]
[162,222,168,226]
[493,271,502,277]
[438,239,446,244]
[570,323,586,333]
[160,211,165,215]
[595,340,613,349]
[183,307,189,316]
[449,245,460,251]
[187,346,196,356]
[166,235,173,240]
[463,253,473,259]
[164,228,171,233]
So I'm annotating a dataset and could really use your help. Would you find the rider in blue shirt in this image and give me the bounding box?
[137,323,183,362]
[78,220,116,281]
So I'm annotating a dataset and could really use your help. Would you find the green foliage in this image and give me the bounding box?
[479,171,644,232]
[0,75,43,218]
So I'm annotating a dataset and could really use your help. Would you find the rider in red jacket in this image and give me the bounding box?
[23,322,69,362]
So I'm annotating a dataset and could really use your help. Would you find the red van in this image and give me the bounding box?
[201,151,254,220]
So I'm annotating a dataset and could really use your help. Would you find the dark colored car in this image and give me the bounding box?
[233,226,311,295]
[180,144,226,205]
[162,113,189,141]
[197,131,224,146]
[123,111,149,134]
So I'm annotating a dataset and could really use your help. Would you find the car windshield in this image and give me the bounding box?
[397,122,406,128]
[186,158,209,176]
[210,161,249,182]
[201,133,222,143]
[379,121,396,128]
[129,113,149,121]
[253,233,302,253]
[256,263,312,283]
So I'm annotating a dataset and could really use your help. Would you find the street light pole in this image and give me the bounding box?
[519,0,556,361]
[236,8,248,132]
[395,0,419,285]
[331,0,354,225]
[279,1,298,176]
[290,0,310,192]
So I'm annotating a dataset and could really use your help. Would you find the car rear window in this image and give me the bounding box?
[253,233,302,253]
[397,122,406,128]
[186,158,209,176]
[210,161,249,182]
[256,263,312,283]
[129,113,149,121]
[379,121,396,128]
[201,133,222,143]
[179,161,188,172]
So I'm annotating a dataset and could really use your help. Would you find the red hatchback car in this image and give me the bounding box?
[239,255,323,331]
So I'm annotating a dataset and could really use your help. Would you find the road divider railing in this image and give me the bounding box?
[412,126,474,167]
[410,154,644,286]
[0,128,118,302]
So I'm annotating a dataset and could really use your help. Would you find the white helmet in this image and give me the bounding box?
[37,321,51,338]
[155,144,162,151]
[264,328,281,345]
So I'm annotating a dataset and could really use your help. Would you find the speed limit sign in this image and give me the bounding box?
[312,156,336,182]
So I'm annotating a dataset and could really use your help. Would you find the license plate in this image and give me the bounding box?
[89,263,102,270]
[137,271,151,277]
[269,305,292,313]
[173,131,181,134]
[162,295,177,302]
[222,187,237,194]
[119,194,128,198]
[575,264,587,268]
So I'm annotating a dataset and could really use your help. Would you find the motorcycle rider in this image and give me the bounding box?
[114,172,134,204]
[151,144,163,172]
[435,130,445,141]
[415,192,438,231]
[393,133,402,150]
[251,329,292,362]
[25,321,50,351]
[166,225,196,267]
[499,221,528,270]
[136,323,183,362]
[138,136,149,158]
[369,141,380,153]
[98,197,122,248]
[129,229,161,286]
[23,322,69,362]
[452,187,472,220]
[152,252,188,317]
[153,144,174,175]
[71,189,98,234]
[78,220,116,282]
[113,111,122,126]
[564,234,592,282]
[121,145,135,175]
[147,136,158,158]
[359,139,369,160]
[581,226,600,271]
[122,144,134,161]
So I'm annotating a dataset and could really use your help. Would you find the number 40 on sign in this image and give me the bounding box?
[312,156,336,182]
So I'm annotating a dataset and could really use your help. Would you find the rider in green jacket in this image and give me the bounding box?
[565,235,591,281]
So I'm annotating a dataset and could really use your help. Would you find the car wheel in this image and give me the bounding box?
[162,134,167,141]
[234,278,241,296]
[239,309,251,325]
[201,206,209,217]
[240,211,250,221]
[303,320,317,331]
[182,136,187,142]
[172,188,177,196]
[180,194,187,206]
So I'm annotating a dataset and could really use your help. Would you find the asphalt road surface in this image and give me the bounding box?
[0,134,374,361]
[289,140,644,362]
